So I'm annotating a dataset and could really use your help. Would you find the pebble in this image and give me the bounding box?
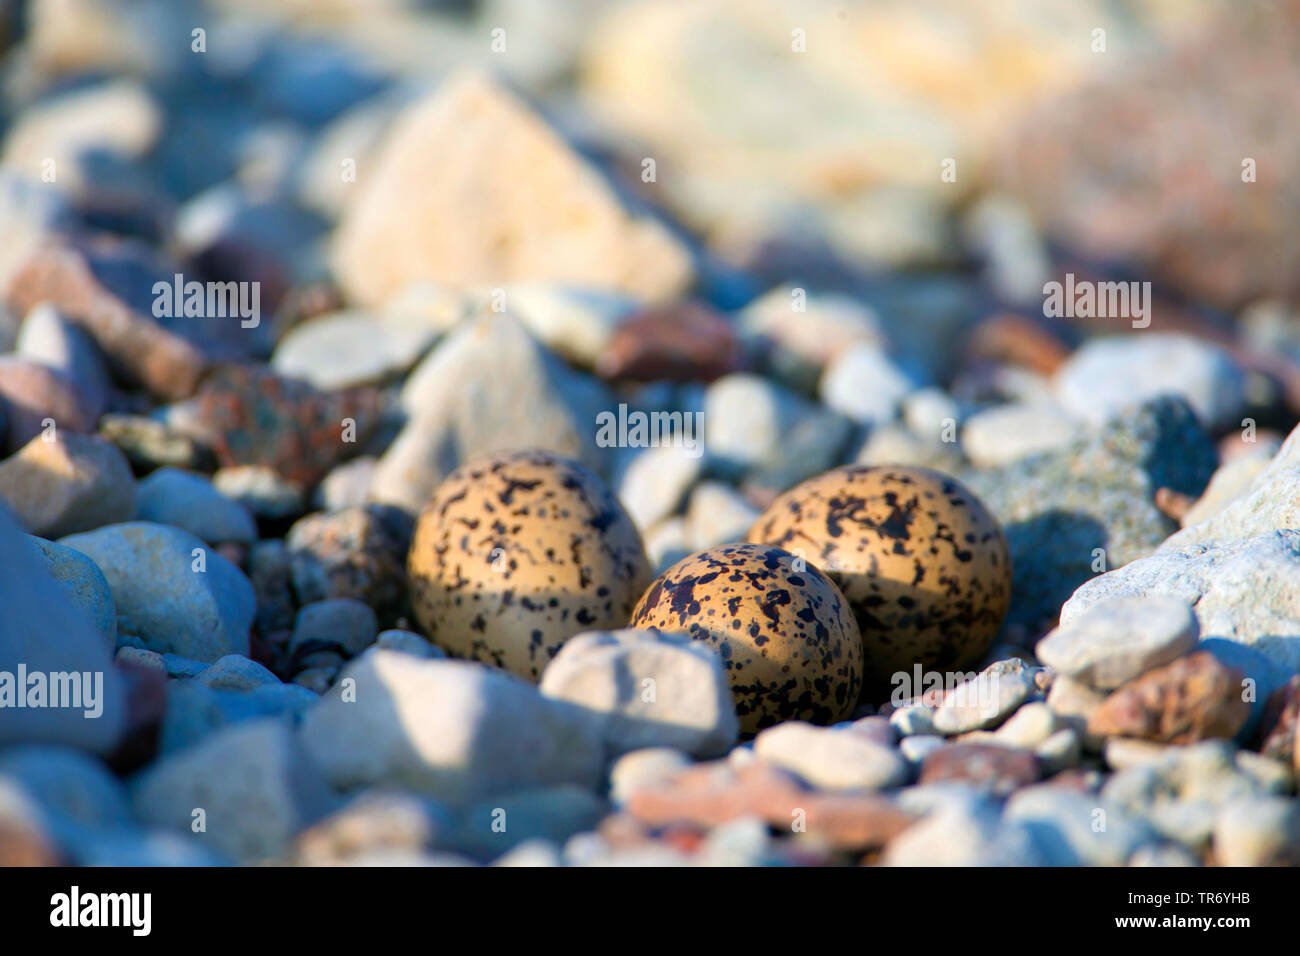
[1062,530,1300,675]
[292,668,336,695]
[0,431,135,538]
[993,702,1060,749]
[1088,652,1251,746]
[899,736,947,766]
[960,401,1080,468]
[298,650,605,804]
[212,465,306,521]
[643,517,690,572]
[752,722,910,791]
[883,802,1046,866]
[1004,786,1157,867]
[1128,843,1202,867]
[134,467,258,545]
[247,539,295,634]
[498,283,638,369]
[291,598,380,667]
[608,748,692,806]
[819,343,918,426]
[60,521,256,663]
[157,681,317,755]
[131,718,336,864]
[918,743,1040,796]
[372,311,603,513]
[889,704,938,738]
[26,535,116,647]
[331,72,691,306]
[447,785,607,862]
[703,373,851,484]
[1035,728,1083,775]
[15,302,111,419]
[285,505,412,624]
[194,655,282,692]
[900,386,961,443]
[0,357,95,454]
[738,286,884,391]
[615,444,702,532]
[1037,596,1200,691]
[961,396,1217,635]
[271,310,437,390]
[1055,335,1248,430]
[595,301,743,383]
[1213,795,1300,866]
[96,413,211,472]
[931,666,1036,735]
[313,457,376,513]
[539,629,739,759]
[1181,439,1282,528]
[289,791,444,867]
[375,630,445,660]
[684,481,759,551]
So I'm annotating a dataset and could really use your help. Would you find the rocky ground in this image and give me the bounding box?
[2,0,1300,867]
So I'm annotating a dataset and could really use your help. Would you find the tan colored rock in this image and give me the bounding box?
[1088,651,1251,745]
[0,357,95,453]
[0,432,135,537]
[332,72,692,306]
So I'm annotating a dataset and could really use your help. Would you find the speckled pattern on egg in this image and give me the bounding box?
[630,543,863,734]
[407,450,652,680]
[748,465,1011,695]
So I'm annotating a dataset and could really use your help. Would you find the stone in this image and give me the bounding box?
[684,481,759,552]
[961,401,1080,468]
[371,310,606,512]
[285,505,412,624]
[1181,441,1281,528]
[594,301,743,383]
[271,310,437,390]
[289,791,444,866]
[1054,335,1248,431]
[115,647,163,671]
[375,630,444,660]
[703,373,852,483]
[447,785,607,862]
[134,467,258,545]
[26,535,116,647]
[615,444,702,532]
[1163,419,1300,552]
[889,704,937,738]
[918,743,1039,796]
[0,432,134,538]
[753,721,909,791]
[819,343,919,427]
[539,629,738,759]
[1035,728,1083,775]
[0,357,96,453]
[1061,531,1300,674]
[608,748,692,806]
[0,746,133,842]
[1214,796,1300,866]
[993,702,1060,749]
[1004,786,1157,867]
[332,72,692,306]
[1128,843,1202,867]
[60,522,256,663]
[854,422,963,471]
[15,302,112,420]
[247,539,295,634]
[314,457,376,513]
[738,286,884,392]
[961,396,1217,636]
[0,780,59,866]
[131,718,335,864]
[4,242,206,400]
[183,364,381,488]
[157,680,318,756]
[211,465,305,521]
[194,655,281,692]
[883,801,1047,866]
[1036,596,1200,691]
[1258,676,1299,770]
[291,598,379,664]
[643,517,690,573]
[1088,652,1251,746]
[298,650,605,804]
[96,413,211,472]
[899,736,946,766]
[1002,1,1300,307]
[931,666,1036,735]
[485,283,636,368]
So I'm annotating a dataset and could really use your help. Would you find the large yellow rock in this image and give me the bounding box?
[332,72,692,306]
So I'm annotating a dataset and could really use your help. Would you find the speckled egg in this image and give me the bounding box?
[407,450,653,680]
[629,543,863,734]
[748,465,1011,694]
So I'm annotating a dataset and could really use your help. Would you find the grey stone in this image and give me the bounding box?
[1213,795,1300,866]
[194,654,281,692]
[131,718,336,864]
[608,747,691,805]
[158,681,318,755]
[615,444,702,532]
[0,432,136,538]
[1037,596,1199,691]
[26,535,116,648]
[446,785,607,862]
[819,342,919,426]
[883,801,1047,866]
[212,465,305,521]
[298,650,605,804]
[931,666,1036,735]
[271,310,436,390]
[292,598,379,662]
[1004,785,1158,866]
[961,401,1080,468]
[539,629,738,759]
[60,522,255,663]
[753,721,909,790]
[15,302,111,419]
[375,629,444,659]
[684,481,759,551]
[135,467,258,545]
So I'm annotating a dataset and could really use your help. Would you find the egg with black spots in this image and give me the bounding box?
[748,465,1011,695]
[407,450,653,680]
[630,542,863,734]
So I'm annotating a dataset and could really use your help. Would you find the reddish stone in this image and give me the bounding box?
[1087,651,1250,745]
[624,760,916,850]
[1258,676,1300,771]
[595,301,744,382]
[106,663,167,774]
[919,743,1040,796]
[190,365,381,487]
[966,312,1072,376]
[4,242,207,400]
[0,357,95,453]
